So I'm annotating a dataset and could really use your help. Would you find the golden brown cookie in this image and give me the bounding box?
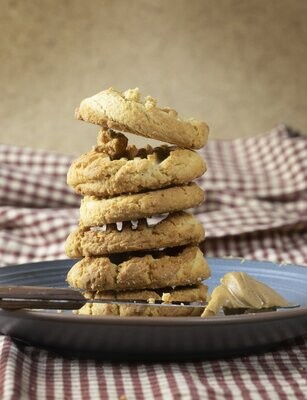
[75,87,209,149]
[67,246,210,291]
[77,284,208,317]
[65,212,205,257]
[79,183,204,226]
[67,140,206,197]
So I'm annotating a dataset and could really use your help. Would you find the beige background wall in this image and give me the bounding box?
[1,0,306,154]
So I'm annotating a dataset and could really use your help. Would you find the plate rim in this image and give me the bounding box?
[0,305,307,327]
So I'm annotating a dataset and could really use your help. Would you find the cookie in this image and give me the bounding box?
[75,87,209,149]
[79,183,204,226]
[67,246,211,291]
[67,135,206,197]
[76,283,208,317]
[65,212,205,257]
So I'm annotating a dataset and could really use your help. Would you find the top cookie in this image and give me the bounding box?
[75,87,209,149]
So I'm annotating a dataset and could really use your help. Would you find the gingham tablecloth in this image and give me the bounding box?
[0,124,306,399]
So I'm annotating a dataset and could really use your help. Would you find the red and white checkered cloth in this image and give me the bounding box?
[0,124,306,399]
[0,335,306,399]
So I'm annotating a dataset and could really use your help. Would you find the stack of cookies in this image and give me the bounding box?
[65,87,211,317]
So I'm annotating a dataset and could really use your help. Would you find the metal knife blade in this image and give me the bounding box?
[0,286,208,310]
[0,286,299,311]
[0,297,208,310]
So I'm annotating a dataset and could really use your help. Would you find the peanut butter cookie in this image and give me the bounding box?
[65,212,205,257]
[79,183,204,226]
[67,246,210,291]
[75,87,209,149]
[77,284,208,317]
[67,132,206,197]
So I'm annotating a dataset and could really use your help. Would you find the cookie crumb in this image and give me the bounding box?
[96,129,128,159]
[144,96,157,110]
[162,292,171,303]
[123,88,141,102]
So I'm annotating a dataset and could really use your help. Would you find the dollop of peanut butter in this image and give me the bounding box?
[202,271,290,317]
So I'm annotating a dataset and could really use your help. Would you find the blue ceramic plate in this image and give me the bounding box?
[0,257,306,360]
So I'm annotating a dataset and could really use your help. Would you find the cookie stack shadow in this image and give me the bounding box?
[65,87,211,317]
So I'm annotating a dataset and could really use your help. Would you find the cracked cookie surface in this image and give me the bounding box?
[65,212,205,257]
[77,283,208,317]
[67,139,206,197]
[67,246,211,291]
[79,183,205,226]
[75,87,209,149]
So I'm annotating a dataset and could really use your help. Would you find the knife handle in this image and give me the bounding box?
[0,285,84,301]
[0,298,86,310]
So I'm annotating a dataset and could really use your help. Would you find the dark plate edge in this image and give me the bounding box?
[0,306,306,327]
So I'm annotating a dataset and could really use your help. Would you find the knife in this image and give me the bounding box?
[0,286,208,310]
[0,286,299,312]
